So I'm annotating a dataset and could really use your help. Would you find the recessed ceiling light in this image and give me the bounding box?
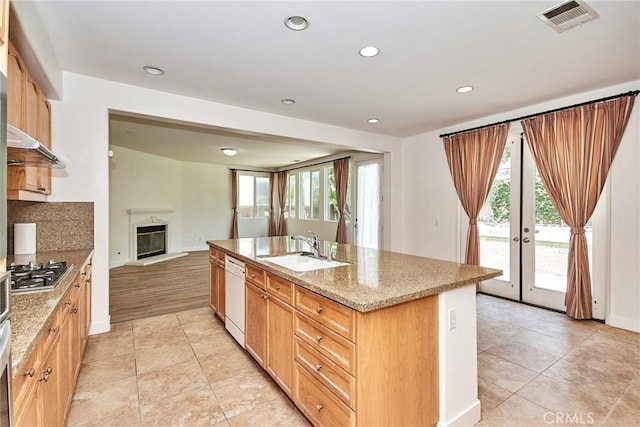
[456,86,474,93]
[359,46,380,57]
[221,148,238,156]
[367,118,380,124]
[143,65,165,76]
[285,16,309,31]
[281,98,296,105]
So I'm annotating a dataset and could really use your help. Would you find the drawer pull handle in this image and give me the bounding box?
[276,285,281,291]
[316,335,323,343]
[24,368,35,378]
[316,404,324,412]
[315,364,322,372]
[316,307,323,314]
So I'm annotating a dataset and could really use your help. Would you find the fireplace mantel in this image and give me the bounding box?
[127,208,173,215]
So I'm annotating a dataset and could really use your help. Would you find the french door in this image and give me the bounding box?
[477,133,597,312]
[355,158,383,249]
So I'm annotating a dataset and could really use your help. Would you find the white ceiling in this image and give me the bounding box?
[18,0,640,167]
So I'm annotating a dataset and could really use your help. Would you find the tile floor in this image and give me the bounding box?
[67,295,640,426]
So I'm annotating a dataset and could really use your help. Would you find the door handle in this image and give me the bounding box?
[523,237,531,243]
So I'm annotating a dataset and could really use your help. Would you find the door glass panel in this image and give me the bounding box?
[479,143,512,282]
[356,161,381,249]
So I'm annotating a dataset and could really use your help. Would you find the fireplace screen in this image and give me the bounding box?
[136,224,167,259]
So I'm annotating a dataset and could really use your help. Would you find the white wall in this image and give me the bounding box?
[401,81,640,332]
[109,146,183,267]
[50,72,401,334]
[180,161,232,248]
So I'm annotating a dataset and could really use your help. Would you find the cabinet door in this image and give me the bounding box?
[215,262,225,320]
[37,97,52,194]
[209,258,217,312]
[266,296,294,396]
[39,333,63,427]
[7,43,25,128]
[245,282,267,367]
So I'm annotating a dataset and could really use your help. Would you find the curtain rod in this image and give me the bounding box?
[281,155,351,173]
[439,90,640,139]
[229,156,352,174]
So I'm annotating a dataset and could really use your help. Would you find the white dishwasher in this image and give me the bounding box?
[224,255,246,348]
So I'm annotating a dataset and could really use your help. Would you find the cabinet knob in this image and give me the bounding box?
[49,326,57,333]
[72,307,79,314]
[38,187,47,192]
[276,285,281,291]
[261,294,268,300]
[24,368,35,378]
[65,300,72,306]
[316,307,323,314]
[316,335,323,343]
[315,364,322,372]
[75,283,81,288]
[316,404,324,412]
[43,367,52,375]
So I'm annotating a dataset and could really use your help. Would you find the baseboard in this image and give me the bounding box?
[109,260,126,269]
[88,317,111,336]
[180,245,209,252]
[124,252,189,266]
[438,399,481,427]
[607,314,640,333]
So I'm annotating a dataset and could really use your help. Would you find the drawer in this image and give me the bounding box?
[40,304,63,358]
[267,274,293,305]
[246,264,265,289]
[295,337,355,408]
[295,313,355,375]
[295,364,355,427]
[12,345,40,404]
[216,250,226,263]
[209,248,217,261]
[296,286,355,341]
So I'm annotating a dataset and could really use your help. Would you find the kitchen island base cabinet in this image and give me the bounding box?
[208,249,225,320]
[245,281,267,366]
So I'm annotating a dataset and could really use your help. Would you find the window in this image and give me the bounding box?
[287,174,296,218]
[325,166,351,222]
[300,170,320,219]
[238,174,270,218]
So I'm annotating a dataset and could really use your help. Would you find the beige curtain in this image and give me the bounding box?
[268,173,277,236]
[521,95,636,319]
[277,171,288,236]
[334,158,349,243]
[443,124,510,266]
[230,170,239,239]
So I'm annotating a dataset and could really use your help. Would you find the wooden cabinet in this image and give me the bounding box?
[6,41,54,200]
[12,258,94,427]
[245,281,267,366]
[208,249,226,320]
[243,266,294,397]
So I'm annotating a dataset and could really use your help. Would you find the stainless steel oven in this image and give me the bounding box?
[0,271,11,427]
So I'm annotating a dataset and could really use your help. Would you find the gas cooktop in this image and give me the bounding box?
[10,260,68,293]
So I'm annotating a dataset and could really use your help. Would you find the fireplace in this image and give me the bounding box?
[136,224,167,259]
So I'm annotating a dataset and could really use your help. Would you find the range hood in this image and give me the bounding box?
[7,124,66,169]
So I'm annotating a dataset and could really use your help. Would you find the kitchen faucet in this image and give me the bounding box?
[291,232,320,259]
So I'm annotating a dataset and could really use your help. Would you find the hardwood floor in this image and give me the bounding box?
[109,251,209,323]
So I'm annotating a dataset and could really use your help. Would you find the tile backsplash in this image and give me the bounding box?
[7,201,94,253]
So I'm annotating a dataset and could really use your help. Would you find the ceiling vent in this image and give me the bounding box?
[537,0,599,33]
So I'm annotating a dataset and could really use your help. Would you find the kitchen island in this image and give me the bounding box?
[208,237,501,427]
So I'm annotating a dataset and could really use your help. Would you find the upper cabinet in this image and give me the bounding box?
[0,0,9,75]
[7,41,53,200]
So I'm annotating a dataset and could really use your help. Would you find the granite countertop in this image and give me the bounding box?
[207,237,501,312]
[10,248,94,377]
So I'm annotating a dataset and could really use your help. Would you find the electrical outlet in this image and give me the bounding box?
[448,308,457,331]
